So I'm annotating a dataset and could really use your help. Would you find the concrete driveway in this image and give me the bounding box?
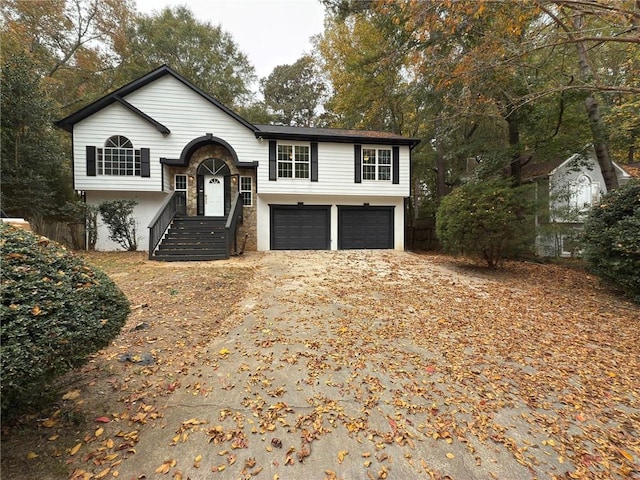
[107,250,638,480]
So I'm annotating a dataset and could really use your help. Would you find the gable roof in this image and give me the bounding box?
[55,65,420,148]
[254,124,421,148]
[521,148,633,184]
[520,158,566,182]
[55,65,258,133]
[621,163,640,178]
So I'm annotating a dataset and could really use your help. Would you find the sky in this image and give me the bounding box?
[134,0,327,80]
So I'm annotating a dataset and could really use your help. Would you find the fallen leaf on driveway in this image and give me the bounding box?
[155,459,176,474]
[338,450,349,463]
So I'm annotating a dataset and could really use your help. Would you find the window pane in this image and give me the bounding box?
[379,166,391,180]
[378,149,391,164]
[278,145,292,161]
[363,149,376,164]
[295,162,309,178]
[295,146,309,162]
[278,162,292,178]
[175,175,187,190]
[363,165,376,180]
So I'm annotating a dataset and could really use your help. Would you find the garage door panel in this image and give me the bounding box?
[339,207,394,249]
[271,206,330,250]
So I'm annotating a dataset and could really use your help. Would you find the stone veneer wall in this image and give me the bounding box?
[166,143,257,251]
[236,166,257,252]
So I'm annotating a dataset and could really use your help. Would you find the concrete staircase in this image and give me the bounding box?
[152,216,229,261]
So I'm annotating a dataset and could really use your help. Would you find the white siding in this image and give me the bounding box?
[549,153,607,222]
[86,191,167,251]
[73,75,262,192]
[257,142,411,197]
[256,194,405,251]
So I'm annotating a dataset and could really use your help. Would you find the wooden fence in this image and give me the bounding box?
[31,220,85,250]
[405,217,440,251]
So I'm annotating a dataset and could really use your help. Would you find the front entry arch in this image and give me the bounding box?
[197,158,231,216]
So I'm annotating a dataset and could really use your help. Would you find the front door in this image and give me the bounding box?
[204,175,224,216]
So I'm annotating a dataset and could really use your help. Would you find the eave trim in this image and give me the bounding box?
[255,131,420,149]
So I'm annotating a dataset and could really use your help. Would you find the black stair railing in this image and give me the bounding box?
[148,191,186,258]
[225,193,243,255]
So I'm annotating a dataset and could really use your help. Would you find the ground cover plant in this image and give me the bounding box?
[0,224,130,419]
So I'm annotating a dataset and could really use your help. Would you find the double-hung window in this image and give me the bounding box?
[174,174,187,192]
[278,144,310,179]
[362,148,392,181]
[240,176,252,206]
[97,135,141,176]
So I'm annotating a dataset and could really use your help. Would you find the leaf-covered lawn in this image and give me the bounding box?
[1,251,638,480]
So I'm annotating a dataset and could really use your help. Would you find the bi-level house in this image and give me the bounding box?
[56,65,419,260]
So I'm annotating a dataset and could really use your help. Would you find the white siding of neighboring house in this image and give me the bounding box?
[257,142,411,197]
[536,150,631,257]
[255,194,406,251]
[86,190,168,251]
[548,152,630,222]
[72,74,262,192]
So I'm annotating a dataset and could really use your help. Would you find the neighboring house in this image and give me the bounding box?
[56,65,419,260]
[521,147,633,257]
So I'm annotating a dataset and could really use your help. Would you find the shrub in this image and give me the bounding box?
[582,180,640,302]
[436,178,534,268]
[99,199,138,251]
[0,224,130,418]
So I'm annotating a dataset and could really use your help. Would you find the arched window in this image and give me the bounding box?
[197,158,230,176]
[98,135,141,176]
[105,135,133,149]
[570,174,598,211]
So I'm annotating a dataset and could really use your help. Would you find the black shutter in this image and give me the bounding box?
[86,146,96,176]
[311,142,318,182]
[269,140,277,181]
[354,144,362,183]
[141,148,150,177]
[392,146,400,184]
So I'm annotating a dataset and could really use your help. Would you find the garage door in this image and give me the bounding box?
[338,206,394,249]
[270,205,330,250]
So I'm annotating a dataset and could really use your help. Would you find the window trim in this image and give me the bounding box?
[97,135,141,176]
[361,147,392,182]
[240,176,252,207]
[277,143,311,180]
[174,174,187,192]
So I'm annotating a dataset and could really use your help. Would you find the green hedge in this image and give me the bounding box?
[0,224,130,417]
[582,180,640,303]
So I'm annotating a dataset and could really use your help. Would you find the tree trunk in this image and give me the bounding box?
[505,104,522,185]
[573,14,619,191]
[435,141,447,199]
